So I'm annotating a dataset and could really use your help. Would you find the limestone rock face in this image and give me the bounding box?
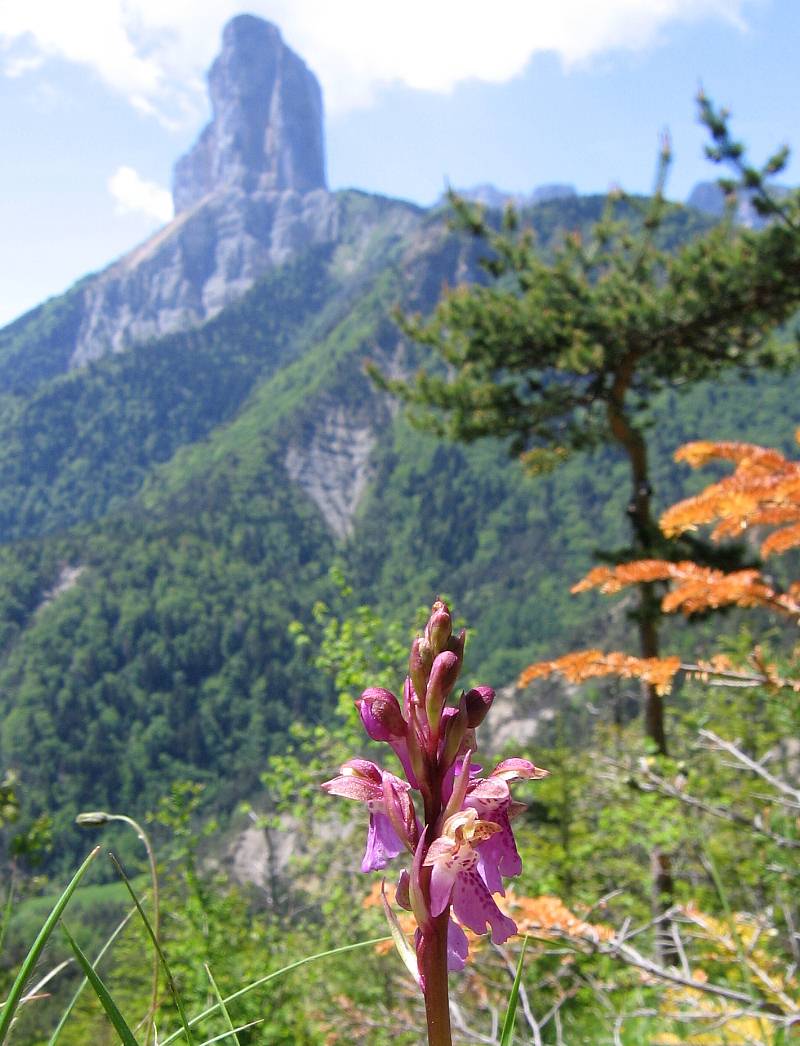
[172,15,326,212]
[67,15,334,366]
[686,181,787,229]
[285,404,378,540]
[71,187,338,365]
[530,183,577,204]
[450,183,577,210]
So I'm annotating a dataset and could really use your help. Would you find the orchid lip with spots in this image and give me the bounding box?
[322,600,548,1045]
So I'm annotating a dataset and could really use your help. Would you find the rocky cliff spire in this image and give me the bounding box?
[172,15,326,213]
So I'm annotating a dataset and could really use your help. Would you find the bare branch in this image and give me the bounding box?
[627,761,800,848]
[699,730,800,804]
[535,922,782,1012]
[448,998,498,1045]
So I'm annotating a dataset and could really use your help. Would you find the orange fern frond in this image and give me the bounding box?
[662,476,800,542]
[518,649,681,695]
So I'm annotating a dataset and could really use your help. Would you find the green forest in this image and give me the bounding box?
[1,102,800,1044]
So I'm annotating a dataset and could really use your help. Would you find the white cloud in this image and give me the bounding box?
[3,51,44,78]
[108,165,173,223]
[0,0,757,120]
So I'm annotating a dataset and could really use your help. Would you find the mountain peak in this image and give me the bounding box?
[172,15,327,212]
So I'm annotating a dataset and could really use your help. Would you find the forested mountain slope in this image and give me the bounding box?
[0,188,795,868]
[0,14,797,868]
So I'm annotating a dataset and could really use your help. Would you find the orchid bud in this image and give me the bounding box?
[447,628,466,662]
[425,650,460,731]
[441,705,468,767]
[425,600,452,654]
[357,687,406,741]
[462,685,495,728]
[404,699,430,787]
[409,636,433,700]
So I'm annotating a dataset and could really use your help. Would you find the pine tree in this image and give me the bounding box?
[373,98,800,754]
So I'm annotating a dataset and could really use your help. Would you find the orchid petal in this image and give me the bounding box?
[490,758,549,781]
[427,839,478,917]
[396,870,412,911]
[447,918,470,971]
[362,811,404,872]
[321,774,382,803]
[451,868,517,943]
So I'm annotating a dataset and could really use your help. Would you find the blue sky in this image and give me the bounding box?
[1,0,797,327]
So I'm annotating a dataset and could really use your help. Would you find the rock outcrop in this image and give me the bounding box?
[450,183,577,211]
[530,183,577,204]
[69,15,332,366]
[285,404,378,540]
[172,15,326,212]
[686,180,788,229]
[72,187,338,365]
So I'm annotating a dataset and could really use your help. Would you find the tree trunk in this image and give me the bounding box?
[607,358,667,755]
[608,361,676,965]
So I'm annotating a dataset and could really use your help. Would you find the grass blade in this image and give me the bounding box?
[0,846,99,1043]
[202,965,239,1046]
[62,923,140,1046]
[500,936,528,1046]
[159,935,390,1046]
[198,1020,263,1046]
[0,880,14,957]
[109,853,195,1046]
[48,905,136,1045]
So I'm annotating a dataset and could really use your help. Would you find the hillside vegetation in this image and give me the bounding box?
[0,189,796,872]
